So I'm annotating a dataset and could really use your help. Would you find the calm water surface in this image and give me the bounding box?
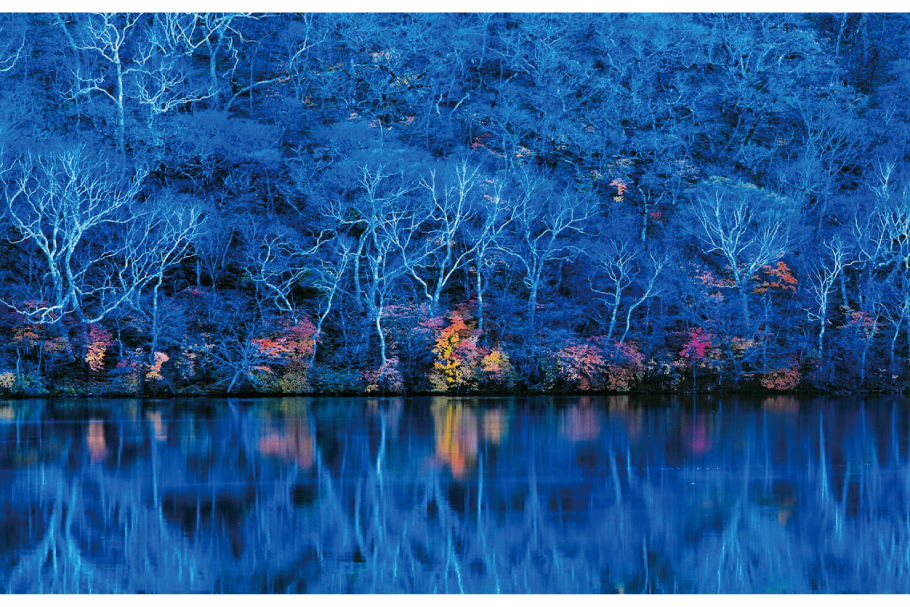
[1,395,909,593]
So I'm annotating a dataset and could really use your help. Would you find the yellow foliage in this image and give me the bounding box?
[145,352,170,381]
[0,372,15,389]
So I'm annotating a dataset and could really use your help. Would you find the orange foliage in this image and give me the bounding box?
[427,304,515,391]
[42,337,72,357]
[252,315,317,393]
[480,348,515,386]
[609,177,628,202]
[694,266,734,289]
[753,261,798,294]
[252,316,316,363]
[555,342,604,390]
[604,342,646,391]
[174,346,199,380]
[430,308,482,390]
[363,356,404,393]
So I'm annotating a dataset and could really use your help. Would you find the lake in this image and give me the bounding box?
[1,394,909,593]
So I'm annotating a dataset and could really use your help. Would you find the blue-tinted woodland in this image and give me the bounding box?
[0,13,909,396]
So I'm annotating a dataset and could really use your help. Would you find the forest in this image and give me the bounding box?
[0,13,908,397]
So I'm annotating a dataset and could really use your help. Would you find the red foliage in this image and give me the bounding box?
[251,315,318,393]
[553,338,645,391]
[252,316,317,364]
[555,342,604,391]
[680,327,713,361]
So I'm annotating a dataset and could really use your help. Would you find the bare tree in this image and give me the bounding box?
[120,198,204,360]
[688,178,795,329]
[498,171,596,328]
[1,148,147,323]
[804,237,854,361]
[67,13,144,153]
[240,220,328,317]
[589,239,638,341]
[325,165,413,383]
[465,179,517,337]
[308,236,352,368]
[133,17,216,148]
[193,206,236,292]
[154,13,252,107]
[398,160,481,315]
[589,237,670,343]
[0,21,24,73]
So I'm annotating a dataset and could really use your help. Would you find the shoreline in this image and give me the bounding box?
[0,386,906,403]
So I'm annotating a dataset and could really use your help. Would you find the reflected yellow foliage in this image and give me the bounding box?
[608,396,643,438]
[146,411,167,442]
[607,395,629,411]
[86,419,107,463]
[577,395,594,408]
[432,402,478,480]
[482,409,507,445]
[0,406,14,420]
[763,396,800,414]
[275,397,312,416]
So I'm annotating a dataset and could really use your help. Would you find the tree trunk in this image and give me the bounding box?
[739,286,751,331]
[818,314,827,361]
[227,370,241,394]
[528,281,538,329]
[149,275,163,363]
[475,254,484,338]
[607,285,621,341]
[207,37,221,107]
[353,236,366,314]
[376,305,387,384]
[115,58,126,154]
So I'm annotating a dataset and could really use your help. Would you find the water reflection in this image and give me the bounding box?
[1,395,910,593]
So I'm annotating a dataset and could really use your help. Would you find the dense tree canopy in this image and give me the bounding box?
[0,13,908,396]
